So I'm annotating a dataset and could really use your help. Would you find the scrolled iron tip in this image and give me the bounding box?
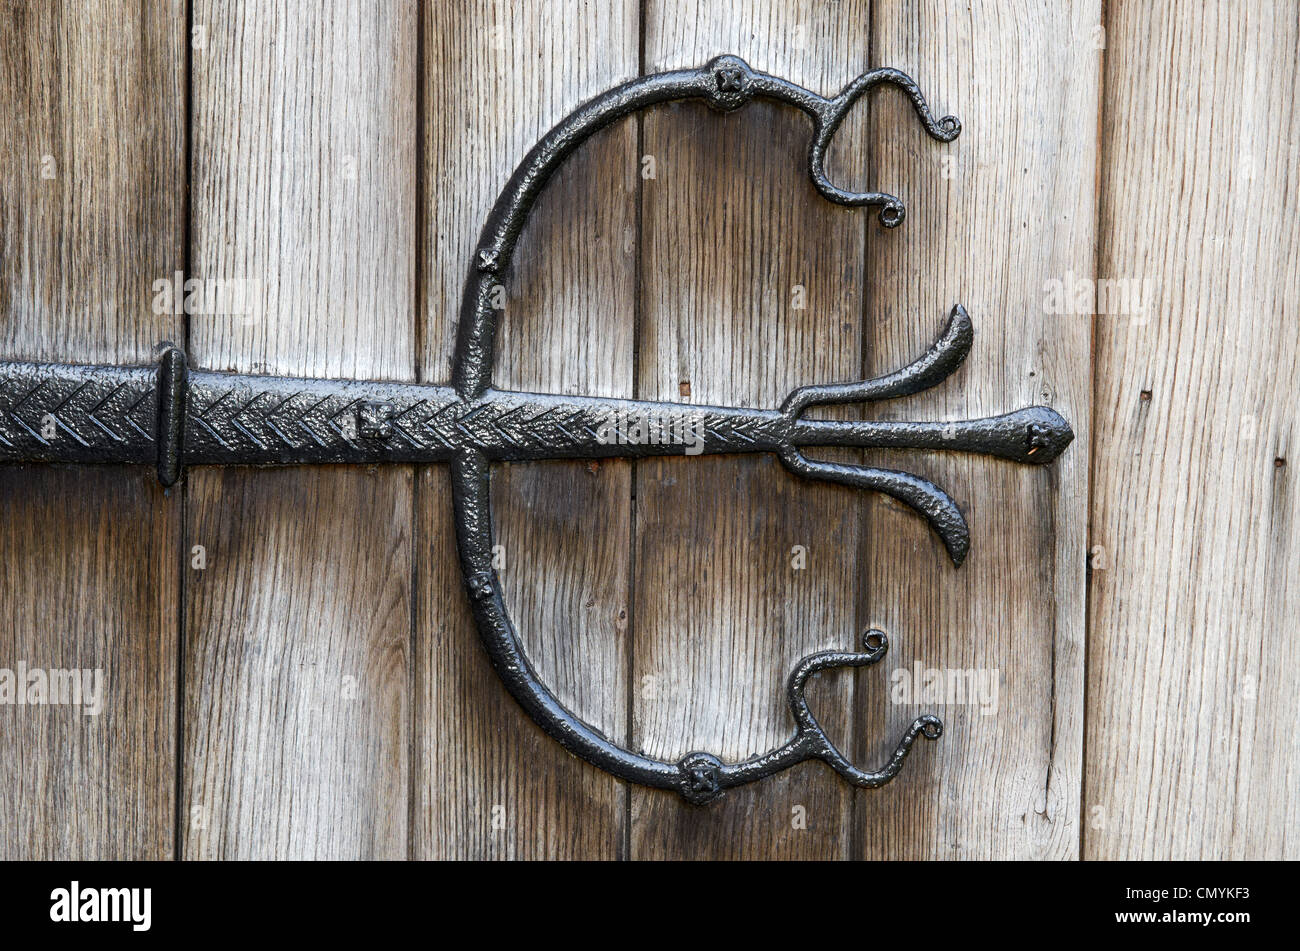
[879,200,906,228]
[917,715,944,740]
[936,114,962,140]
[862,628,889,655]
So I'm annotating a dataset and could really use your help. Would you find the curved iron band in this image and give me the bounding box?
[452,449,941,805]
[447,57,958,803]
[453,55,961,400]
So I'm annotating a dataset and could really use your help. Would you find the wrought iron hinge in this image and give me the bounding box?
[0,56,1072,804]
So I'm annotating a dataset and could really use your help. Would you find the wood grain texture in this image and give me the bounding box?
[414,0,637,858]
[0,0,184,859]
[855,0,1096,859]
[631,0,872,858]
[182,0,415,858]
[1085,1,1300,860]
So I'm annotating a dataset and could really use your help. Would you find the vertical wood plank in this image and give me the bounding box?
[182,0,415,858]
[1086,1,1300,859]
[631,1,871,858]
[0,0,184,860]
[856,1,1096,859]
[415,0,637,858]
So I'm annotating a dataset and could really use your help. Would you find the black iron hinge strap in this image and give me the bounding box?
[156,346,187,487]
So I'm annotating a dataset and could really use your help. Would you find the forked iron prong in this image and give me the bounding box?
[780,448,971,565]
[782,304,974,416]
[785,629,943,789]
[778,304,1073,565]
[806,66,962,226]
[666,629,941,805]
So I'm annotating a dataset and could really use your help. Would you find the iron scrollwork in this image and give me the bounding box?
[0,57,1073,804]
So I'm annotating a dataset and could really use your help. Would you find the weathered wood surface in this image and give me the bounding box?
[1085,1,1300,860]
[181,0,416,858]
[415,0,637,859]
[631,0,872,859]
[0,0,184,860]
[856,0,1097,860]
[2,0,1297,860]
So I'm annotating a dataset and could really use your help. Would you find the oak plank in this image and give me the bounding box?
[182,0,415,858]
[0,0,185,859]
[856,0,1097,859]
[1085,1,1300,859]
[631,0,872,858]
[414,0,637,858]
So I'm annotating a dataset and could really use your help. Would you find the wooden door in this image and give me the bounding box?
[2,0,1296,860]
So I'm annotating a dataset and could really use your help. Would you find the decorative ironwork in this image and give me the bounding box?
[0,57,1073,804]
